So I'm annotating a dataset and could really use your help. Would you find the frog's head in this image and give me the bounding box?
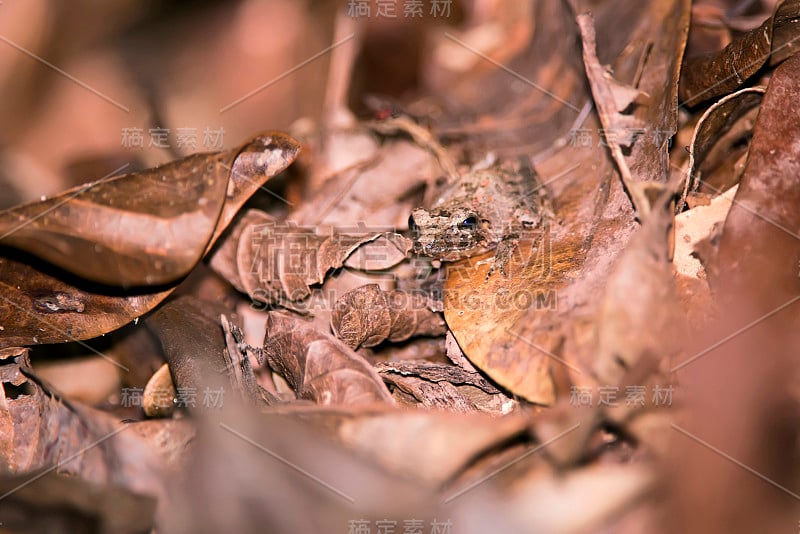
[408,206,489,261]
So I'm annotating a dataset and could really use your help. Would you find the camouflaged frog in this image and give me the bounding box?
[409,158,551,277]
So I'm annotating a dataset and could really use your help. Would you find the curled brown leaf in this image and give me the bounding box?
[210,209,411,305]
[682,87,765,209]
[0,132,299,287]
[679,0,800,107]
[330,284,446,349]
[263,312,393,405]
[0,133,299,348]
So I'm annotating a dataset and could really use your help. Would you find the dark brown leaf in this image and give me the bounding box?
[0,470,157,533]
[576,0,689,214]
[144,296,235,414]
[679,0,800,107]
[262,312,393,405]
[710,52,800,304]
[0,153,227,287]
[682,87,765,208]
[0,132,299,287]
[0,133,299,348]
[432,1,587,158]
[0,254,172,349]
[0,347,165,505]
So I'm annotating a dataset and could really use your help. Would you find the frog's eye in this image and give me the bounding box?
[408,214,417,232]
[459,216,478,230]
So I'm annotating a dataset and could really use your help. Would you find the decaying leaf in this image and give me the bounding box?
[0,347,165,517]
[682,87,765,207]
[330,284,445,349]
[5,2,798,532]
[443,0,689,408]
[0,470,158,533]
[667,55,800,534]
[0,152,226,287]
[679,0,800,107]
[342,232,412,271]
[168,408,439,533]
[0,254,173,349]
[443,222,567,405]
[673,185,736,320]
[430,1,587,158]
[0,133,300,348]
[594,185,681,386]
[290,125,437,229]
[210,208,411,306]
[375,360,514,414]
[323,408,531,486]
[143,308,269,417]
[709,52,800,303]
[576,0,689,216]
[671,87,766,321]
[0,132,299,287]
[376,360,501,395]
[262,312,394,405]
[382,374,477,412]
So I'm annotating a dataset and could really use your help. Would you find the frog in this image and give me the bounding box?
[408,157,551,278]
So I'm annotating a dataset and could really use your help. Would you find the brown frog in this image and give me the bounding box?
[409,158,550,277]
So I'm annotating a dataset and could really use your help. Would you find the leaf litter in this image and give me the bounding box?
[1,1,800,532]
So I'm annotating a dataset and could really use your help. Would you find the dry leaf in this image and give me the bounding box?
[682,87,765,208]
[593,186,681,386]
[330,409,530,486]
[210,209,411,306]
[710,52,800,303]
[262,312,394,405]
[0,470,158,533]
[0,132,299,287]
[0,347,165,509]
[0,255,172,349]
[330,284,445,349]
[376,360,514,414]
[144,296,235,414]
[0,133,299,348]
[576,0,689,215]
[667,54,800,533]
[679,0,800,107]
